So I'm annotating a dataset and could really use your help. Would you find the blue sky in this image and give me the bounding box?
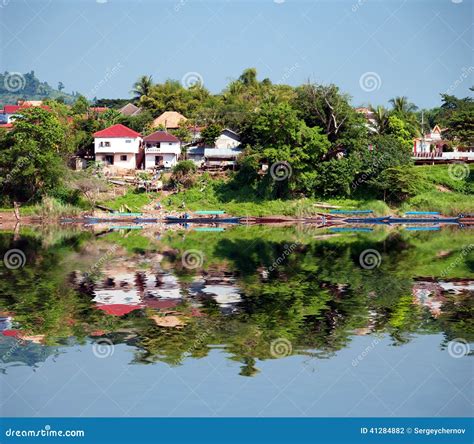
[1,0,472,108]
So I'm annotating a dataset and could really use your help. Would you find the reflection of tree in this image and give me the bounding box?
[0,228,472,375]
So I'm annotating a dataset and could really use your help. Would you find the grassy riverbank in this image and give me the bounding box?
[1,164,472,218]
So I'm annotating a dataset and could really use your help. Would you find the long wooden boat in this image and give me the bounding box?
[164,216,241,224]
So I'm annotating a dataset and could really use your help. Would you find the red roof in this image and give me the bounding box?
[0,123,13,129]
[3,104,50,114]
[3,105,21,114]
[143,131,180,143]
[93,124,141,139]
[2,329,21,337]
[96,304,143,317]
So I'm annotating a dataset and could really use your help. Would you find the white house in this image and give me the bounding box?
[0,103,49,124]
[142,131,181,170]
[215,128,241,149]
[93,124,142,170]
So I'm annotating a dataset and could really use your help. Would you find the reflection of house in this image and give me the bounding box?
[93,124,142,170]
[152,111,187,130]
[215,128,241,149]
[143,131,181,169]
[412,280,474,318]
[189,279,242,314]
[204,147,243,170]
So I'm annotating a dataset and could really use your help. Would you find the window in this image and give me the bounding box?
[125,139,132,143]
[105,141,110,147]
[120,155,127,161]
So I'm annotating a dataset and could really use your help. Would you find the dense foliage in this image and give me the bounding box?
[0,68,472,208]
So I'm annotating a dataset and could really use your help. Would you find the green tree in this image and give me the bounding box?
[71,95,90,115]
[131,75,153,100]
[201,123,222,146]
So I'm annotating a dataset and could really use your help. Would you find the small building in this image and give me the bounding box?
[215,128,241,149]
[93,124,142,170]
[204,147,243,170]
[0,103,50,124]
[186,146,205,166]
[118,102,142,117]
[413,125,449,154]
[152,111,187,130]
[143,130,181,170]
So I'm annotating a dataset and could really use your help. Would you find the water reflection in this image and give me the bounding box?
[0,226,472,376]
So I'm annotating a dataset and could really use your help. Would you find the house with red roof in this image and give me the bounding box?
[93,124,143,170]
[0,103,50,125]
[143,130,181,169]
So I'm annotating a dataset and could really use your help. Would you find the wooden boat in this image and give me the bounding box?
[165,210,241,224]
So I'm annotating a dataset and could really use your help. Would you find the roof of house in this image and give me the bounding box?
[0,123,13,129]
[95,304,143,317]
[152,111,187,129]
[204,147,243,158]
[187,146,205,155]
[2,104,50,114]
[119,103,142,117]
[93,124,141,138]
[143,130,180,143]
[220,128,240,140]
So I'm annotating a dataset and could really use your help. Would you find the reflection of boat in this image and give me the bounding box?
[165,211,241,224]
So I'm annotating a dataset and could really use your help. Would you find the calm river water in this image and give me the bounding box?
[0,224,472,417]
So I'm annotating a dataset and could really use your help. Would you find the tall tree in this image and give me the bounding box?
[131,75,154,100]
[389,96,418,114]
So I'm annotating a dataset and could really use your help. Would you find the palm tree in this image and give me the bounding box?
[389,96,418,114]
[131,75,153,100]
[370,105,390,134]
